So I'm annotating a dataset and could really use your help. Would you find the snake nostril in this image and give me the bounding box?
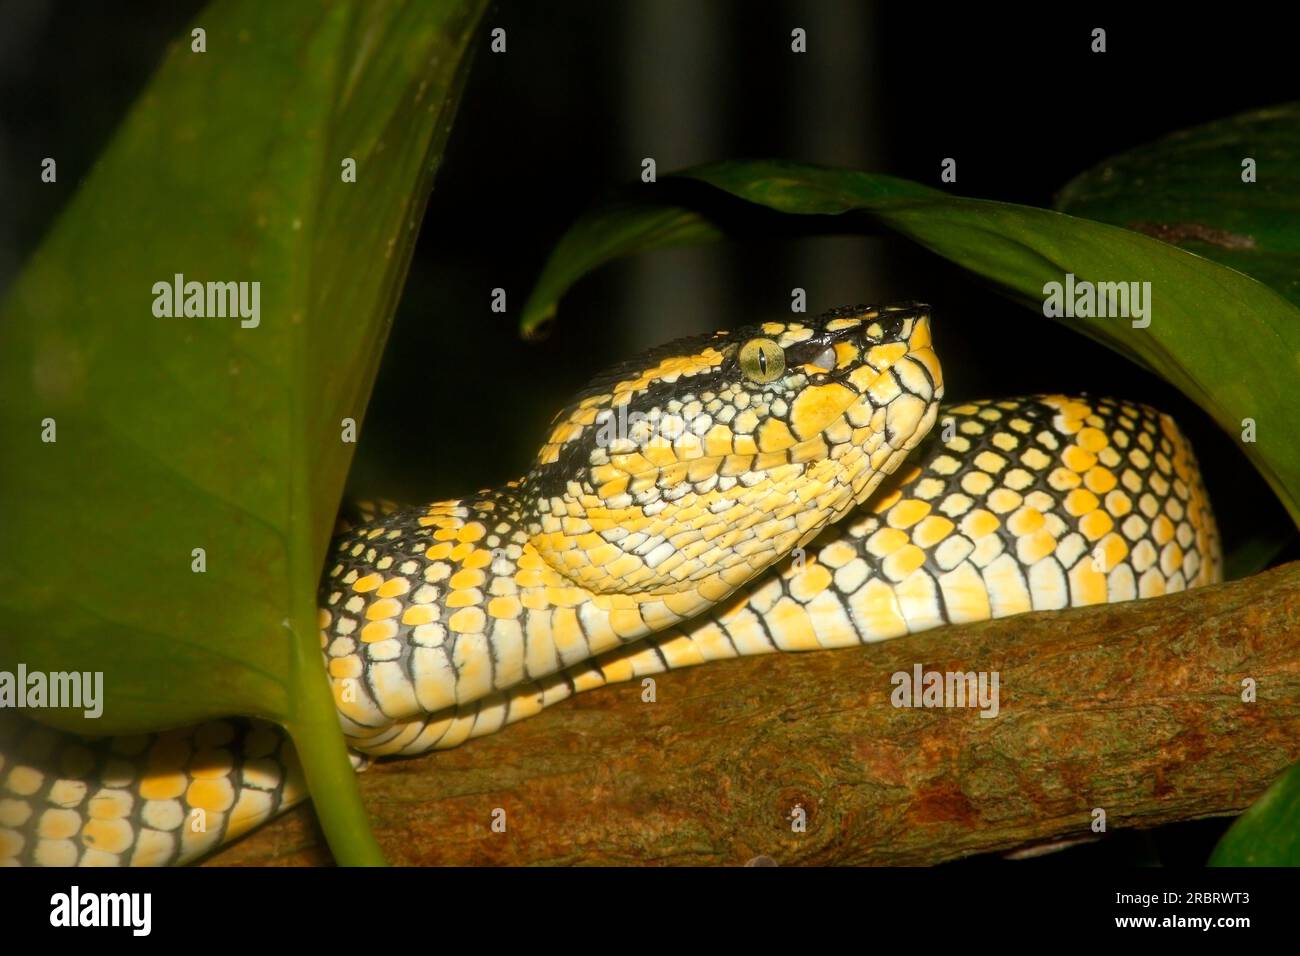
[879,313,907,341]
[862,312,906,345]
[866,303,930,344]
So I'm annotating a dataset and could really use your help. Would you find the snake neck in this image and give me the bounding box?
[320,485,659,746]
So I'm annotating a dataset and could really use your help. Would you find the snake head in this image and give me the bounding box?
[523,303,943,621]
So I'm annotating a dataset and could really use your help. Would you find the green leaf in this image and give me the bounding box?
[0,0,487,865]
[523,202,725,340]
[1210,760,1300,866]
[520,160,1300,524]
[1056,102,1300,309]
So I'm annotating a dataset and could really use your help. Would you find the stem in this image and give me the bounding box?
[286,585,387,866]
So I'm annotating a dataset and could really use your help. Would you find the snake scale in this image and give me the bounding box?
[0,303,1221,866]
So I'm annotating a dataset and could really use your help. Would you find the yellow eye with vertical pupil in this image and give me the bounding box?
[738,338,785,384]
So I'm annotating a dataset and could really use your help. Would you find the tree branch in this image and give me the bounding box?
[209,561,1300,866]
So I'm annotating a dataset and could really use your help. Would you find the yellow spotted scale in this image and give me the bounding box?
[0,304,1220,866]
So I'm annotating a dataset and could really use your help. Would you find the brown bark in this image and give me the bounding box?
[209,561,1300,866]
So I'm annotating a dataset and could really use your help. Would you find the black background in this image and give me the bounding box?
[2,1,1297,867]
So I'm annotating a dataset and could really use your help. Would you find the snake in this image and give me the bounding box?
[0,302,1222,866]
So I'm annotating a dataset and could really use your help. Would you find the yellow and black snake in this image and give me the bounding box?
[0,303,1221,866]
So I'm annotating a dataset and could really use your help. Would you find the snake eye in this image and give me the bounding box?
[738,338,786,384]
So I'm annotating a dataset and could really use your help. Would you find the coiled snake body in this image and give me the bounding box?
[0,304,1221,865]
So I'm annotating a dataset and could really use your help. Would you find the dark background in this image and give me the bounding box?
[2,1,1296,865]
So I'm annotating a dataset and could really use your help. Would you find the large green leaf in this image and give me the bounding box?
[520,161,1300,524]
[1211,760,1300,866]
[0,0,487,864]
[1057,102,1300,309]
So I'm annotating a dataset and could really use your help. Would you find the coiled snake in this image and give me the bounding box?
[0,303,1221,866]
